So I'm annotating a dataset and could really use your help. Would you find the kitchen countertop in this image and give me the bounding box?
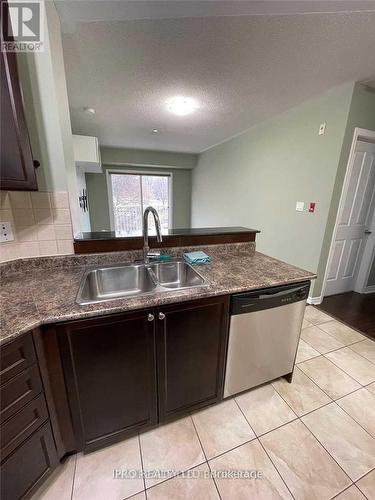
[0,248,315,345]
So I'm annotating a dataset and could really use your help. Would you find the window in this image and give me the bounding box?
[108,172,171,236]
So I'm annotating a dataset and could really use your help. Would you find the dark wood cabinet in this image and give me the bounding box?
[1,423,58,500]
[1,19,38,191]
[58,310,158,452]
[0,332,58,500]
[156,296,229,421]
[0,296,230,497]
[57,296,229,452]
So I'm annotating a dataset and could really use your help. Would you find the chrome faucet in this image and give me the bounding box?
[143,206,163,263]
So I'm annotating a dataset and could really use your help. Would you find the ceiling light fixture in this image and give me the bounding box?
[152,129,159,134]
[166,96,197,116]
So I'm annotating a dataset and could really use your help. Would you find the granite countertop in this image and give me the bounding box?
[0,249,315,346]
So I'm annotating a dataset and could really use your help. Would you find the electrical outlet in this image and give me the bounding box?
[0,222,14,242]
[318,122,326,135]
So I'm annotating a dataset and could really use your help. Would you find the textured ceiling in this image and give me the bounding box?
[60,4,375,153]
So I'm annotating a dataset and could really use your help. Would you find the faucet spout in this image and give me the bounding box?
[143,206,163,263]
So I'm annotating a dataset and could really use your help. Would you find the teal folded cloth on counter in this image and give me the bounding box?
[183,251,211,265]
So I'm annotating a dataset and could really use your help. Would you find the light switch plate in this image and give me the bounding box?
[0,222,14,242]
[296,201,304,212]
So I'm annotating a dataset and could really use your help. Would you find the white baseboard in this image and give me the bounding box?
[360,285,375,294]
[307,295,323,305]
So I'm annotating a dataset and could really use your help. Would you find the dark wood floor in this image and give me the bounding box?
[317,292,375,340]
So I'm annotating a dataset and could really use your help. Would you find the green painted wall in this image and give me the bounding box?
[87,161,192,231]
[101,147,197,169]
[314,83,375,296]
[191,83,355,291]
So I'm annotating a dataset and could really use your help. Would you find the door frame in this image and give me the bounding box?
[355,206,375,294]
[321,127,375,300]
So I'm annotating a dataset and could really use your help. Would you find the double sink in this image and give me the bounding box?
[76,259,206,305]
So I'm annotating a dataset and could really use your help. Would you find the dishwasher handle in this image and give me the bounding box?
[231,281,310,314]
[258,285,308,299]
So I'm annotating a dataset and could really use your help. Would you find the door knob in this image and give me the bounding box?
[364,229,372,234]
[147,313,154,322]
[158,312,165,320]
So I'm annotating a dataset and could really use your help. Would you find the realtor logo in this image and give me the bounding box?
[1,0,44,51]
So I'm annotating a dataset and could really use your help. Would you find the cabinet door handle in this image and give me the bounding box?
[158,312,165,320]
[147,313,154,322]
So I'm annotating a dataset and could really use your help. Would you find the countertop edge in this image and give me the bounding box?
[0,268,316,347]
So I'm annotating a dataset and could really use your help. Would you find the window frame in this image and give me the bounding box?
[106,168,174,233]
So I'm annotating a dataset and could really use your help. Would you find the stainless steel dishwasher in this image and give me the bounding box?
[223,281,310,398]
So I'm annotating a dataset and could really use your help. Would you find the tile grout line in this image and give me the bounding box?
[140,416,207,494]
[331,484,364,500]
[144,459,209,495]
[300,334,346,357]
[297,358,363,401]
[346,343,375,367]
[190,413,223,500]
[364,383,375,394]
[140,356,372,498]
[233,382,300,436]
[274,359,375,442]
[353,467,375,500]
[254,417,299,439]
[137,433,147,499]
[296,354,320,365]
[329,400,375,450]
[312,305,374,341]
[270,368,322,415]
[306,313,375,366]
[70,453,78,500]
[334,391,375,440]
[314,321,366,344]
[270,366,335,417]
[301,399,375,483]
[233,397,297,500]
[297,418,354,493]
[322,352,375,387]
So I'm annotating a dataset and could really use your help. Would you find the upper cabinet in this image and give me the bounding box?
[0,27,38,191]
[73,134,102,173]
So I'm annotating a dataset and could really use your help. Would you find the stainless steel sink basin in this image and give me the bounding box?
[148,261,205,289]
[77,263,156,304]
[76,259,206,305]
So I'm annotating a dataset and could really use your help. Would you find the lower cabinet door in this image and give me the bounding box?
[156,296,230,421]
[0,422,58,500]
[58,310,158,452]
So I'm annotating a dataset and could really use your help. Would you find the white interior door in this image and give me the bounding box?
[325,140,375,296]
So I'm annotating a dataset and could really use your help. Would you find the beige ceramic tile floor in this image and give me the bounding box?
[32,307,375,500]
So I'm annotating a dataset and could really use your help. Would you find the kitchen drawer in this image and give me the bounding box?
[1,394,49,461]
[1,422,58,500]
[0,334,36,385]
[0,365,43,423]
